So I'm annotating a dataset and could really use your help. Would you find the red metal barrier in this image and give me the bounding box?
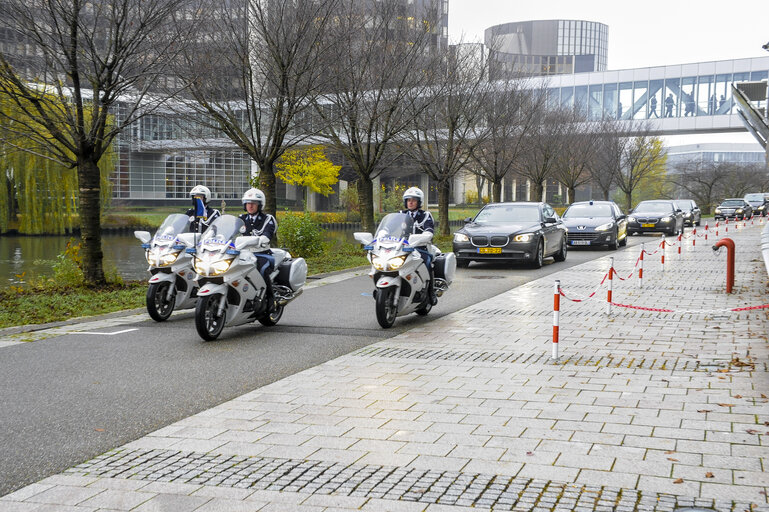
[712,238,735,293]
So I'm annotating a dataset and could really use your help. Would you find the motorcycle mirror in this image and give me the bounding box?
[354,232,373,245]
[134,231,151,244]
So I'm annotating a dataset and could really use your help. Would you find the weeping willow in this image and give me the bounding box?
[0,88,115,235]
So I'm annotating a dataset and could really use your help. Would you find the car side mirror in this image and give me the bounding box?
[464,217,472,223]
[544,216,557,224]
[675,209,683,213]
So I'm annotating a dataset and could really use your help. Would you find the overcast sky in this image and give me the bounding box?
[448,0,769,71]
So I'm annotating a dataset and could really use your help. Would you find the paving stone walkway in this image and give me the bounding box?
[2,221,768,511]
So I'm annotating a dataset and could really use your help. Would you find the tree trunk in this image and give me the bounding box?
[77,158,105,286]
[533,181,545,203]
[358,176,375,233]
[434,179,449,236]
[568,186,576,205]
[603,188,610,201]
[492,180,502,203]
[625,191,633,213]
[258,161,278,216]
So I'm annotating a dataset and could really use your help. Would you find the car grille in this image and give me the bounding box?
[471,236,509,247]
[490,236,508,246]
[633,217,659,224]
[471,236,488,246]
[720,209,735,215]
[567,232,599,241]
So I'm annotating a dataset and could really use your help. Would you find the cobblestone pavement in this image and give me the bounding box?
[2,221,768,511]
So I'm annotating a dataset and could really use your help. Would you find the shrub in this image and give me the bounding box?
[277,212,325,258]
[51,239,84,286]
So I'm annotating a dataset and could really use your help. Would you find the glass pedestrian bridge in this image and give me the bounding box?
[535,56,769,135]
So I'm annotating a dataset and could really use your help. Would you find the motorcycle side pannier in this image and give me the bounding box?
[276,257,308,291]
[433,252,456,284]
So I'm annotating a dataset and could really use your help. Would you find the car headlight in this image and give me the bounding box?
[146,249,181,267]
[715,208,721,213]
[193,257,233,276]
[684,212,692,218]
[514,233,534,242]
[595,222,614,231]
[661,216,672,222]
[454,233,469,243]
[628,216,636,222]
[736,209,743,213]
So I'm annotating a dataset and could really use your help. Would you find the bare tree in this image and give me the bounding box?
[403,44,489,235]
[171,0,340,215]
[615,124,666,211]
[470,76,546,203]
[314,0,440,233]
[0,0,186,285]
[515,106,570,202]
[670,160,727,214]
[718,162,769,199]
[554,110,601,204]
[591,119,625,201]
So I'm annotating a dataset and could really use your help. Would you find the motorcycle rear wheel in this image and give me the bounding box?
[375,287,398,328]
[195,295,226,341]
[146,282,175,322]
[258,303,284,326]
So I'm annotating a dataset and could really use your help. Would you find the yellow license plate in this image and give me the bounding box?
[642,223,655,228]
[478,247,502,254]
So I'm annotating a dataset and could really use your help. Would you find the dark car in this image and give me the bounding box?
[673,199,701,226]
[714,199,753,221]
[744,193,768,217]
[452,202,568,269]
[561,200,627,250]
[627,200,684,236]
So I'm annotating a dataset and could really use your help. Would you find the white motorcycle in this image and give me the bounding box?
[134,214,199,321]
[355,213,456,328]
[180,215,307,341]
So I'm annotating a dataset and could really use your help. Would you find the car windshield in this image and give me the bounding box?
[744,194,764,202]
[634,202,673,213]
[199,215,244,252]
[563,204,612,218]
[375,213,415,241]
[721,199,744,206]
[474,204,540,223]
[153,214,191,245]
[673,200,692,210]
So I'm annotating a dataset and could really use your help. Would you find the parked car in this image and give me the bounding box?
[673,199,701,226]
[561,200,627,250]
[743,193,768,217]
[452,202,568,269]
[627,200,684,236]
[714,199,753,220]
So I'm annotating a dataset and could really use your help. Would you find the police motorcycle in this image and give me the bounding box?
[180,215,307,341]
[354,213,456,328]
[134,214,199,321]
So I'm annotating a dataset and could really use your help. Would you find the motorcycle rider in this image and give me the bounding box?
[400,186,437,305]
[186,185,221,233]
[239,187,278,311]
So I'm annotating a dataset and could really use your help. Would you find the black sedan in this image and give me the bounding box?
[673,199,701,226]
[561,200,627,250]
[627,200,684,236]
[744,193,767,217]
[714,199,753,221]
[452,202,568,269]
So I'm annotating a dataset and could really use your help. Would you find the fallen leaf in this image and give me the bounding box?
[717,403,735,407]
[746,429,759,434]
[705,472,714,478]
[717,377,726,380]
[526,451,534,456]
[717,369,729,373]
[94,428,105,432]
[664,450,676,454]
[765,421,769,426]
[697,410,711,413]
[734,395,743,399]
[667,458,679,462]
[673,478,684,484]
[761,395,767,399]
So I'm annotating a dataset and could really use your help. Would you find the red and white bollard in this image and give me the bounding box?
[725,218,729,233]
[705,222,708,241]
[607,257,614,315]
[678,233,682,260]
[715,221,719,237]
[638,243,644,288]
[660,235,666,271]
[692,227,696,247]
[552,280,560,360]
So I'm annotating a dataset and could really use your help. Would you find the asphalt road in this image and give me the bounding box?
[0,233,660,496]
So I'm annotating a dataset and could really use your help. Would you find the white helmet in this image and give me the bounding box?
[403,186,424,209]
[242,187,265,210]
[189,185,211,204]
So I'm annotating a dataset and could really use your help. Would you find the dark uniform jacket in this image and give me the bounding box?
[185,206,220,233]
[400,209,435,235]
[239,211,277,241]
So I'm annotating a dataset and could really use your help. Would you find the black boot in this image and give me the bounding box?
[428,267,438,306]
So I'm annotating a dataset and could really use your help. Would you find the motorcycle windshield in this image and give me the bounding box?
[199,215,245,253]
[153,214,191,245]
[375,213,415,243]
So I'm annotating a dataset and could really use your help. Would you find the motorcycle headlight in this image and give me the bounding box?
[514,233,534,242]
[371,255,386,271]
[146,248,181,267]
[388,255,407,270]
[661,216,672,222]
[193,256,234,276]
[454,233,469,243]
[595,222,614,232]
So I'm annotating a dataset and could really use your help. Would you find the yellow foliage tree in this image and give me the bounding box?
[275,146,340,209]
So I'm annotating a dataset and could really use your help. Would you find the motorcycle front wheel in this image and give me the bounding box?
[195,295,226,341]
[375,287,398,328]
[146,282,175,322]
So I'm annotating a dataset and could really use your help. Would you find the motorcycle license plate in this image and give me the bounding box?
[478,247,502,254]
[642,223,655,228]
[570,240,590,245]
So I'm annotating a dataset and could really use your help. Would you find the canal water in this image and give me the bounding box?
[1,229,358,285]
